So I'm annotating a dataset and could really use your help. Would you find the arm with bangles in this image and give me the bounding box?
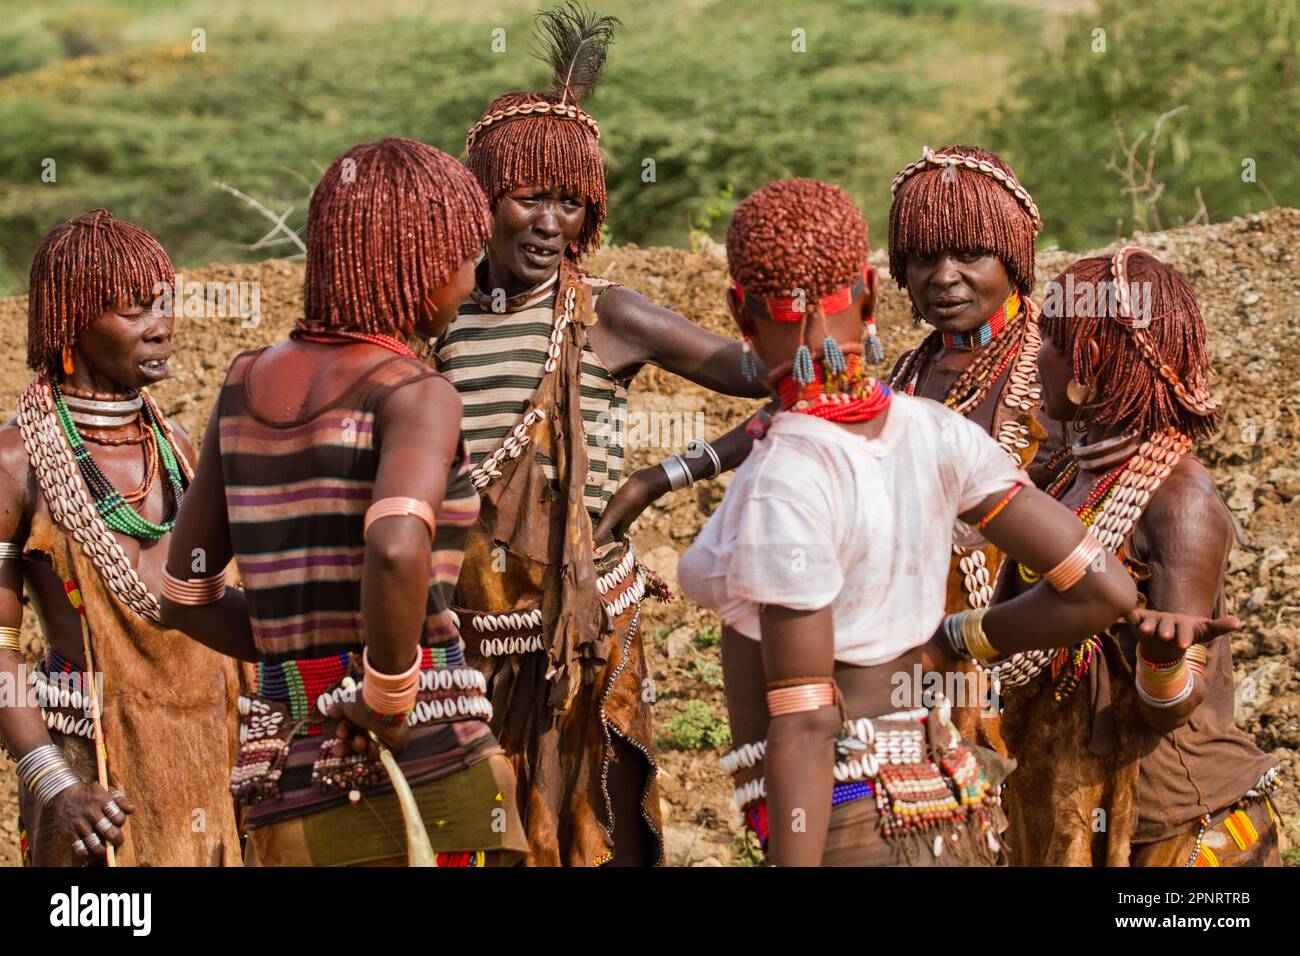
[159,408,257,661]
[1125,465,1237,733]
[594,400,775,543]
[0,424,134,862]
[328,375,461,754]
[929,482,1235,670]
[755,604,840,868]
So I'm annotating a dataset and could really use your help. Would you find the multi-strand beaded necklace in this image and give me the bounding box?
[49,381,185,542]
[17,377,195,621]
[891,292,1030,418]
[999,427,1194,700]
[776,351,891,424]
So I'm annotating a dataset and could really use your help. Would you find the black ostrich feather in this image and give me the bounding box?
[531,2,620,106]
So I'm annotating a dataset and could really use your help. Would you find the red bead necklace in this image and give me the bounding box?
[294,328,416,359]
[777,353,892,424]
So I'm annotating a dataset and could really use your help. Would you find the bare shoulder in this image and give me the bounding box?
[0,418,31,478]
[383,371,462,422]
[0,418,34,522]
[1139,455,1232,553]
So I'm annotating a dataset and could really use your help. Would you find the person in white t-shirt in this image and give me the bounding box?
[678,179,1159,867]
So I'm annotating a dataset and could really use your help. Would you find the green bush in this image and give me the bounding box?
[657,700,731,751]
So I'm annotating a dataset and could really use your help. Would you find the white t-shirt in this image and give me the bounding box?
[678,393,1028,666]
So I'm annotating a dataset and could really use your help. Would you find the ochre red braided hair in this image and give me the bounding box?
[727,178,869,303]
[27,209,173,372]
[303,137,490,336]
[888,144,1039,299]
[1041,250,1222,440]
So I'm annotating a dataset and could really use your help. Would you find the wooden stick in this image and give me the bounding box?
[64,579,115,868]
[368,731,437,867]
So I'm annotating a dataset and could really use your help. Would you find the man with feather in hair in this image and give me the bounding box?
[424,3,768,866]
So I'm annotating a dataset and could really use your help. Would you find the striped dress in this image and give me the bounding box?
[436,276,627,520]
[216,349,480,663]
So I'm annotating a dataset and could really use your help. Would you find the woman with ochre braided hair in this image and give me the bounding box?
[992,248,1277,866]
[677,178,1232,867]
[160,138,526,866]
[885,145,1067,748]
[428,4,767,866]
[0,211,242,866]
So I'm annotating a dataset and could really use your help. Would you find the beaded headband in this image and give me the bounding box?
[1109,246,1221,418]
[466,98,601,152]
[734,263,870,323]
[891,146,1042,233]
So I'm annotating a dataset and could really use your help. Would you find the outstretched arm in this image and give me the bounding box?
[592,285,770,398]
[593,399,775,543]
[931,486,1139,660]
[1124,467,1236,732]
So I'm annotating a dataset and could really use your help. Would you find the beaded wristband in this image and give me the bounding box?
[0,626,20,653]
[1135,654,1193,707]
[361,647,421,716]
[363,702,412,725]
[363,497,436,541]
[975,484,1023,531]
[1044,533,1103,592]
[766,682,835,717]
[1136,646,1187,671]
[162,568,227,606]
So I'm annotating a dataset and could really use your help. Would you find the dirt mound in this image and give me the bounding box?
[1,209,1297,866]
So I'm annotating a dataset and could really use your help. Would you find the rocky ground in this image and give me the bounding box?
[0,208,1297,866]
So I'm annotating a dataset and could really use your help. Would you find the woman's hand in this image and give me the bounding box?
[1126,609,1241,662]
[53,781,134,863]
[593,467,665,545]
[326,699,412,756]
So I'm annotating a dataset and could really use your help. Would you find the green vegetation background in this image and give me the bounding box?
[0,0,1295,295]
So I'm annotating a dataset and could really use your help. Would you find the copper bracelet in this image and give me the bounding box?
[1043,533,1103,592]
[766,682,835,717]
[161,568,227,606]
[363,497,437,541]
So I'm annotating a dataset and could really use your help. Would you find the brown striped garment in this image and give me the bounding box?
[216,349,480,663]
[435,272,626,520]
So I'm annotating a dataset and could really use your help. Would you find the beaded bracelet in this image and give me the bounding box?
[162,567,226,606]
[1135,653,1193,708]
[0,626,20,653]
[363,702,412,726]
[975,484,1023,531]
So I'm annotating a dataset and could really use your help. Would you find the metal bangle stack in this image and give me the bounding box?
[661,438,722,491]
[17,744,81,808]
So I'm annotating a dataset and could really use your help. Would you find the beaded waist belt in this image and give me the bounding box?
[456,540,673,659]
[231,646,491,808]
[31,648,100,742]
[721,701,995,840]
